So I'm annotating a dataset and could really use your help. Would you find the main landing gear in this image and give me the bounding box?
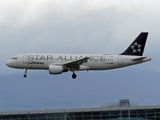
[72,72,77,79]
[23,69,27,78]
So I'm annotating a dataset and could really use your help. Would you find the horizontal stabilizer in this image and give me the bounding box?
[131,57,147,61]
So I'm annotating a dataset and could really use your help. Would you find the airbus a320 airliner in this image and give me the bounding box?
[6,32,151,79]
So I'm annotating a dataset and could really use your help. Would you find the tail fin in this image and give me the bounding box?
[121,32,148,56]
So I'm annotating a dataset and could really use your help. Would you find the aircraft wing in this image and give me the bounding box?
[63,57,90,70]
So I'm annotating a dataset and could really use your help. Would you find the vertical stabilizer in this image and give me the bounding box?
[121,32,148,56]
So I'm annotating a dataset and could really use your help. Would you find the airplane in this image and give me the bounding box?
[6,32,151,79]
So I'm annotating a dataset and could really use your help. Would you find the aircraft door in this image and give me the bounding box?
[23,55,28,64]
[118,56,123,65]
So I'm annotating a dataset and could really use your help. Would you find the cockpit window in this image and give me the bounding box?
[11,57,18,60]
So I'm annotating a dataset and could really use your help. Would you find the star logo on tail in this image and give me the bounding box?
[131,42,142,53]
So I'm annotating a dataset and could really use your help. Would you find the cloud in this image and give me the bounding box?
[0,0,123,27]
[1,0,159,74]
[0,0,159,111]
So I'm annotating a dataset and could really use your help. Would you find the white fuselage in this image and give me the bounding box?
[6,53,151,71]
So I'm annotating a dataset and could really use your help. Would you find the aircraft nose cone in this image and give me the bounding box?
[6,60,12,67]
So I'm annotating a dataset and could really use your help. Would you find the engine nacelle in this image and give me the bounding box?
[49,65,68,74]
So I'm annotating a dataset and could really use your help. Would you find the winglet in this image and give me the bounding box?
[121,32,148,56]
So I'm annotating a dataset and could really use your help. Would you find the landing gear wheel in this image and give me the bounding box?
[72,74,77,79]
[23,75,27,78]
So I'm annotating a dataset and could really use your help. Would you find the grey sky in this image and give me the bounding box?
[0,0,160,111]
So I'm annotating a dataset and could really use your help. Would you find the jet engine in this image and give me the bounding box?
[49,65,69,74]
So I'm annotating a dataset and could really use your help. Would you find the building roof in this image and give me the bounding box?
[0,105,160,115]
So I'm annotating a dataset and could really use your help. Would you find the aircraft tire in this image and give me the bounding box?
[72,74,77,79]
[23,75,27,78]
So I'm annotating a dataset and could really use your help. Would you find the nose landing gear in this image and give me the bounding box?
[23,69,27,78]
